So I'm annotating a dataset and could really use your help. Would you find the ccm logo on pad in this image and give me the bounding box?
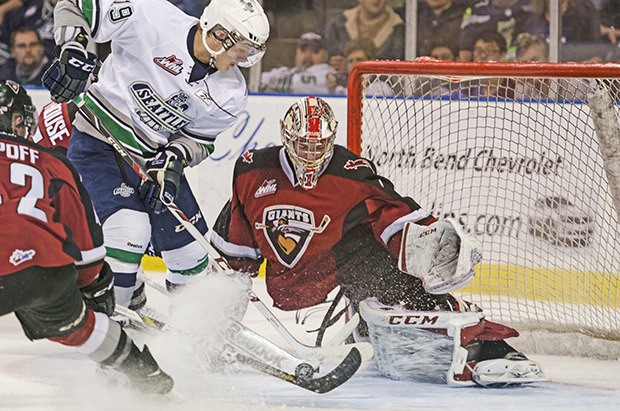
[388,315,439,325]
[418,227,436,238]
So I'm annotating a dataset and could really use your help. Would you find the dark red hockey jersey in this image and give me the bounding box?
[31,101,77,154]
[0,133,104,287]
[212,145,435,311]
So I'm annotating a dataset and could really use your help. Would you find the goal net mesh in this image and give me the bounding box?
[347,61,620,341]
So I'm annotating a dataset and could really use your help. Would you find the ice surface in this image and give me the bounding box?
[1,273,618,411]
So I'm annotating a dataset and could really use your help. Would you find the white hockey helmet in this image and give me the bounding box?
[200,0,270,67]
[281,96,338,190]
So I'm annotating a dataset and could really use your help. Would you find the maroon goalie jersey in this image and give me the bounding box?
[212,145,435,311]
[0,133,105,287]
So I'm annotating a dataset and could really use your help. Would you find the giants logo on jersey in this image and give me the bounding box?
[154,55,183,75]
[255,206,330,268]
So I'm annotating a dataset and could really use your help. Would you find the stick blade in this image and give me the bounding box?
[295,347,362,394]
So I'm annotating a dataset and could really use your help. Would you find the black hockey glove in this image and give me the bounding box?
[42,45,97,103]
[139,144,187,214]
[80,262,115,316]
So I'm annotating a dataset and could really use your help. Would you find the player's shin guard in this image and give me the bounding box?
[103,209,151,307]
[359,298,547,387]
[161,239,210,292]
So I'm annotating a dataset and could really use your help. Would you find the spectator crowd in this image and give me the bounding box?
[1,0,620,95]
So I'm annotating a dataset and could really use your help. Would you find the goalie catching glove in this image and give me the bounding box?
[42,27,97,103]
[399,219,482,294]
[139,143,187,214]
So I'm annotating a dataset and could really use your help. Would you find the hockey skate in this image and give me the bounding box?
[117,345,174,395]
[128,282,147,311]
[472,352,548,387]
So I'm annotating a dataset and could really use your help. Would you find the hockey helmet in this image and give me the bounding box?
[0,79,36,138]
[281,96,338,190]
[200,0,270,67]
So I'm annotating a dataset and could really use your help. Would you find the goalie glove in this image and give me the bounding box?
[398,219,482,294]
[139,143,187,214]
[80,262,115,316]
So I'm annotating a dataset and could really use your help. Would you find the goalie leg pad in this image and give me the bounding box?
[399,219,482,294]
[359,298,483,385]
[359,298,545,387]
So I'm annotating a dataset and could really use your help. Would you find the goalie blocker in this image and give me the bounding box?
[359,298,548,387]
[399,219,482,294]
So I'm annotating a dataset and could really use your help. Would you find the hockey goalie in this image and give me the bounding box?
[211,96,548,387]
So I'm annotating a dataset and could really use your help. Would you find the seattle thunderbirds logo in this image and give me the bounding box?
[255,205,330,268]
[130,82,191,132]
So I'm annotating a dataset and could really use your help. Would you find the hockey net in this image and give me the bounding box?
[347,60,620,352]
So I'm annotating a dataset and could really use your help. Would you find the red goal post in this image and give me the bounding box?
[347,60,620,344]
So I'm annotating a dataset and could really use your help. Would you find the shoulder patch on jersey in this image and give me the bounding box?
[344,158,373,170]
[153,55,184,76]
[254,206,330,268]
[241,150,254,163]
[254,179,277,198]
[9,249,36,266]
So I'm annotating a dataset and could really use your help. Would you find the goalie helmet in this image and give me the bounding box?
[0,80,36,138]
[200,0,270,67]
[281,96,338,190]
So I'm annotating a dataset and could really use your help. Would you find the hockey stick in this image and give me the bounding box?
[233,347,361,394]
[76,99,370,363]
[114,305,361,393]
[137,269,373,363]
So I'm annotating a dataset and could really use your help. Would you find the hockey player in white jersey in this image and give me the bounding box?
[41,0,270,307]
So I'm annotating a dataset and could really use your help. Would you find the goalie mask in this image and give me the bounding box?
[281,96,338,190]
[0,80,36,138]
[200,0,270,68]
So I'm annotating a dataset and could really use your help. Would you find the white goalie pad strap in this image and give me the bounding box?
[359,298,483,385]
[398,219,482,294]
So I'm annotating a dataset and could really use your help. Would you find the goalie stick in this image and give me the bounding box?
[137,270,373,363]
[114,305,362,393]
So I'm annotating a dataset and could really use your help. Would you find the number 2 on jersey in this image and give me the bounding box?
[0,163,47,222]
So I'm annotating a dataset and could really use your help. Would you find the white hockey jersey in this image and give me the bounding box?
[59,0,247,164]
